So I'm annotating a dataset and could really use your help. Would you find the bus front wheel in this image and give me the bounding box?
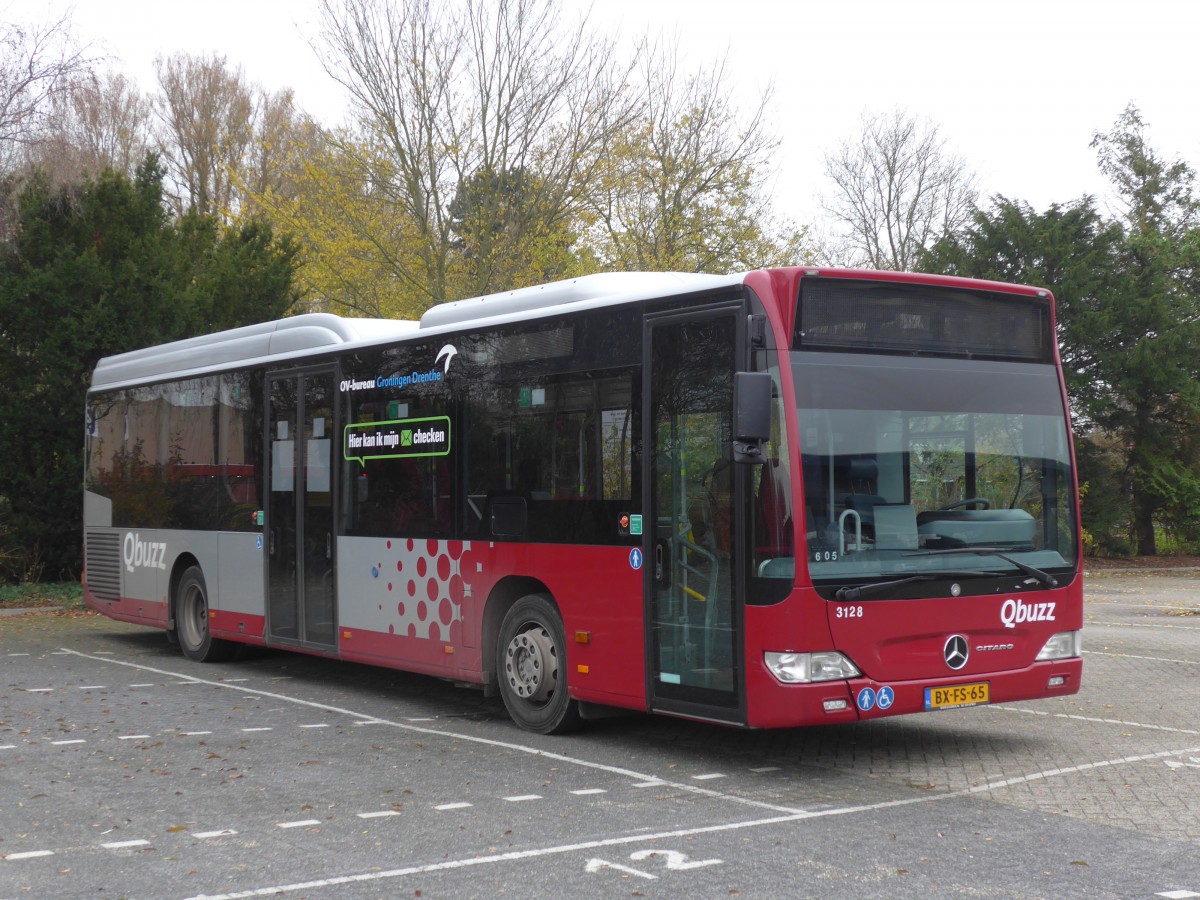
[497,594,581,734]
[175,566,236,663]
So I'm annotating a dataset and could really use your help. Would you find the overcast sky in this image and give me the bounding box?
[24,0,1200,229]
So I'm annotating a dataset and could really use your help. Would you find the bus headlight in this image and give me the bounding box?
[764,651,861,684]
[1035,630,1082,661]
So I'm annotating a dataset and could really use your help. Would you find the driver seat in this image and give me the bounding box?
[843,457,887,537]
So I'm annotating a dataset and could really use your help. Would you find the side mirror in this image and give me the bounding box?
[733,371,772,464]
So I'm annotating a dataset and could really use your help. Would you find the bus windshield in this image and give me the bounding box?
[794,351,1077,588]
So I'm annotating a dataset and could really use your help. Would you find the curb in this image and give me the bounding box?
[0,605,65,617]
[1084,567,1200,576]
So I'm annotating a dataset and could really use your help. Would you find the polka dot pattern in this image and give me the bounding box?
[357,539,474,642]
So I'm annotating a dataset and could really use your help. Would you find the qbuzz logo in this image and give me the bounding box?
[1000,597,1057,630]
[123,532,167,574]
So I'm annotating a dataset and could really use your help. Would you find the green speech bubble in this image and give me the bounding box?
[344,416,451,467]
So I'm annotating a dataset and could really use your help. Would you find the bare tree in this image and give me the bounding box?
[822,109,978,270]
[586,45,808,273]
[33,70,152,182]
[155,52,255,218]
[238,88,323,213]
[0,11,95,169]
[316,0,641,305]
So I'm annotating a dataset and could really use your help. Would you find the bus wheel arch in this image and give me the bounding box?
[492,589,582,734]
[171,559,236,663]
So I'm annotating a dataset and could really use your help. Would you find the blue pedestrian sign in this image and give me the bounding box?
[857,687,877,711]
[629,547,643,570]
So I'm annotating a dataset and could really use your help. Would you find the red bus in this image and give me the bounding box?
[83,268,1082,733]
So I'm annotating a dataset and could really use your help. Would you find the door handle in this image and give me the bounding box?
[654,539,670,586]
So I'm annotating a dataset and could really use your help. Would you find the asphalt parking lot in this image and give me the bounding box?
[2,569,1199,899]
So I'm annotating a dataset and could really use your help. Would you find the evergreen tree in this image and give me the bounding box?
[925,105,1200,555]
[1088,106,1200,555]
[922,196,1131,553]
[0,159,298,578]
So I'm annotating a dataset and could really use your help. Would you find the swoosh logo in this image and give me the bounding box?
[435,344,458,374]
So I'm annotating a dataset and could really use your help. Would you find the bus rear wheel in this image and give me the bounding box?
[175,566,236,663]
[497,594,581,734]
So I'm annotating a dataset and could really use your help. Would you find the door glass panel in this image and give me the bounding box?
[268,371,336,647]
[304,376,335,645]
[649,314,739,710]
[268,378,299,640]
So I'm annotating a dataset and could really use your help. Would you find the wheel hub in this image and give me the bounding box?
[504,626,557,703]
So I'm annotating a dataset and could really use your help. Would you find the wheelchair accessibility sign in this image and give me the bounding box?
[857,685,895,712]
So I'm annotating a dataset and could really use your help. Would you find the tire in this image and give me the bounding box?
[175,565,236,663]
[496,594,582,734]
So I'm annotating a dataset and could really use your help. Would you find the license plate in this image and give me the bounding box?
[924,682,989,710]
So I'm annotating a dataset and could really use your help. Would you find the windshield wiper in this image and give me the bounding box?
[903,547,1059,589]
[834,570,1007,602]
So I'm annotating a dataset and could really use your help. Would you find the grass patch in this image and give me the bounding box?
[0,581,84,610]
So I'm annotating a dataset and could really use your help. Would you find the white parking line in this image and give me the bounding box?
[183,741,1200,900]
[749,766,781,773]
[692,773,726,781]
[33,645,1200,900]
[118,734,150,740]
[570,788,607,795]
[242,727,273,733]
[57,648,807,817]
[299,724,330,729]
[996,705,1200,737]
[356,810,399,819]
[1088,620,1200,632]
[4,850,54,860]
[434,802,473,811]
[183,813,812,900]
[1084,649,1200,666]
[102,839,150,849]
[181,731,213,736]
[78,685,106,690]
[51,739,86,745]
[194,830,237,839]
[503,794,542,802]
[277,820,321,829]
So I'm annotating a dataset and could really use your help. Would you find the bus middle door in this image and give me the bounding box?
[266,368,337,649]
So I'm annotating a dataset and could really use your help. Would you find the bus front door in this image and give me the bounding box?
[266,369,337,649]
[644,306,745,723]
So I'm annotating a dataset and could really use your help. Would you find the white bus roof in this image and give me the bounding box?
[90,271,738,390]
